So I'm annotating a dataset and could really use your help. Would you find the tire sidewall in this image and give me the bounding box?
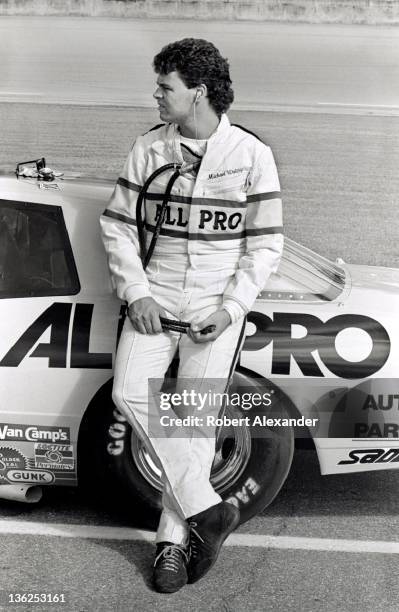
[98,374,294,527]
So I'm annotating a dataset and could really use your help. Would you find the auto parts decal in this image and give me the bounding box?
[354,423,399,437]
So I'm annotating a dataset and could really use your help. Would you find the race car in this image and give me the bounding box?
[0,157,398,526]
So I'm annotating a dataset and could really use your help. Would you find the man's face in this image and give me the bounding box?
[153,71,195,124]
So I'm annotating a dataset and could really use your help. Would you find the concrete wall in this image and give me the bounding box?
[1,0,399,24]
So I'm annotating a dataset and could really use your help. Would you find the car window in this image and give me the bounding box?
[261,237,345,302]
[0,199,80,298]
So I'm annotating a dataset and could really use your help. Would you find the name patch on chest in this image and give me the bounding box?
[208,167,251,180]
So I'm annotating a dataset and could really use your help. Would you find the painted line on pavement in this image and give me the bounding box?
[0,519,398,554]
[225,534,399,554]
[1,96,398,116]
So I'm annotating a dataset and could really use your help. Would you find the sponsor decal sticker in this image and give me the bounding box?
[0,424,70,443]
[34,443,74,471]
[6,469,54,484]
[354,423,399,437]
[0,448,27,482]
[338,448,399,465]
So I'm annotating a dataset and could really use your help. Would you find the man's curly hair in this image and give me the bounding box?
[153,38,234,117]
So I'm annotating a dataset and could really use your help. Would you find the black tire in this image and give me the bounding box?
[79,370,294,527]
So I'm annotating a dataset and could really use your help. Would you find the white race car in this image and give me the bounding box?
[0,158,397,525]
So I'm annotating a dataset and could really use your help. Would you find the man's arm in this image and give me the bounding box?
[100,138,151,304]
[222,144,284,314]
[100,138,166,334]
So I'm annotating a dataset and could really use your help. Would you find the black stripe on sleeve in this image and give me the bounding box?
[246,226,283,237]
[117,177,141,192]
[247,191,281,203]
[102,209,137,226]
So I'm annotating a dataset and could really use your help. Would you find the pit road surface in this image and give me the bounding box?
[1,451,399,611]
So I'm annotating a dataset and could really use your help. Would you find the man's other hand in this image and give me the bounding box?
[128,297,166,335]
[188,309,231,344]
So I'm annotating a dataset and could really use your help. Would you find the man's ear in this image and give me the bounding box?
[195,84,207,103]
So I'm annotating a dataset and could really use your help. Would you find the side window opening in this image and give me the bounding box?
[0,199,80,298]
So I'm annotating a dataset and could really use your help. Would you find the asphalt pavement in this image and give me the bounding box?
[0,450,399,611]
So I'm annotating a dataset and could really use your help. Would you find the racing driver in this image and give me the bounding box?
[100,38,283,593]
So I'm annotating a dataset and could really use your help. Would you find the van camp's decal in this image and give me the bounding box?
[0,304,390,378]
[338,448,399,465]
[34,443,74,471]
[0,424,70,443]
[0,448,27,481]
[245,312,390,379]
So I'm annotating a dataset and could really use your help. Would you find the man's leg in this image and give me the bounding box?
[175,314,246,514]
[112,317,190,592]
[112,317,193,527]
[156,476,188,546]
[176,314,246,583]
[113,316,228,520]
[112,312,244,586]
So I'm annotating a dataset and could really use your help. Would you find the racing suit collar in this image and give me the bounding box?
[151,114,231,163]
[208,113,231,144]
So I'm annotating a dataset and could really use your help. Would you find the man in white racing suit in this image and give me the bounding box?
[100,38,283,593]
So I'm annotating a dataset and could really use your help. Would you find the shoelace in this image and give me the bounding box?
[189,521,205,559]
[154,544,188,572]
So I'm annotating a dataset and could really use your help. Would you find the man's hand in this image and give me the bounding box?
[188,309,231,344]
[128,297,166,335]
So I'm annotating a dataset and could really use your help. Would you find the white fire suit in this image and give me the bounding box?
[100,114,283,544]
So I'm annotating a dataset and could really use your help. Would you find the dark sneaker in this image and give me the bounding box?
[187,501,240,584]
[152,541,189,593]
